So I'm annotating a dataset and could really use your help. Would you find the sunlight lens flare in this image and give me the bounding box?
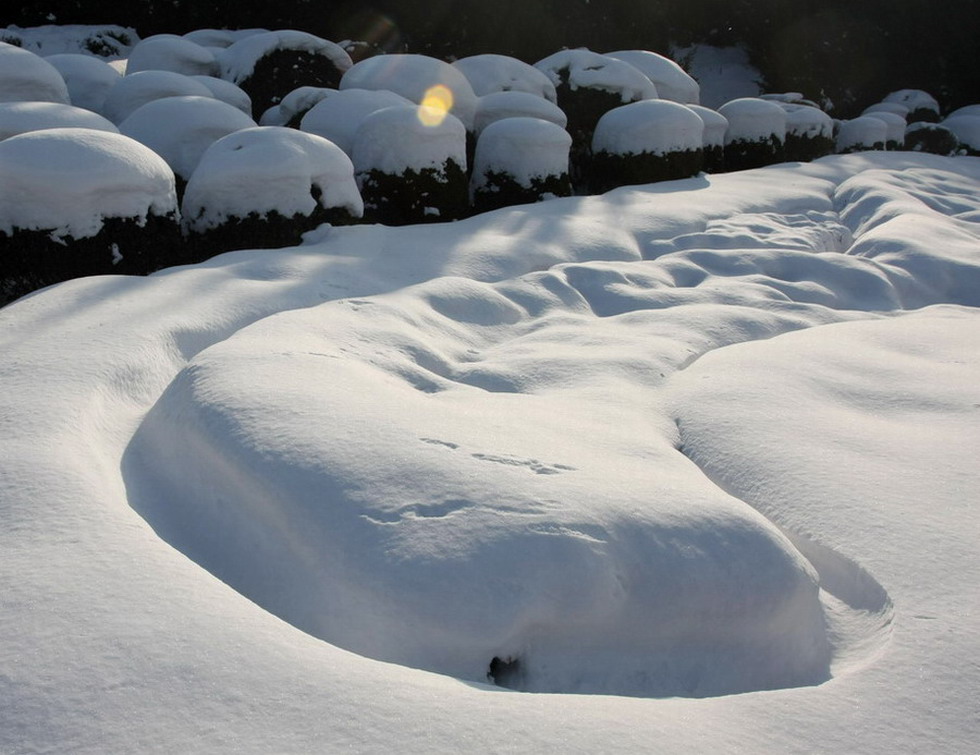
[418,84,454,127]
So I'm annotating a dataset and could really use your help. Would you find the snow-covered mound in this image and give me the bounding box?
[882,89,940,122]
[258,85,334,126]
[181,126,362,236]
[779,104,834,162]
[189,75,252,115]
[533,49,658,104]
[606,50,699,104]
[300,88,413,155]
[862,110,907,150]
[126,34,219,77]
[470,116,571,212]
[452,54,558,103]
[0,41,70,104]
[472,91,567,137]
[2,24,137,59]
[942,114,980,155]
[101,69,215,123]
[119,95,256,184]
[218,30,350,85]
[903,122,960,156]
[837,116,888,154]
[718,97,786,170]
[0,101,117,140]
[686,104,728,171]
[0,127,174,238]
[2,152,980,752]
[42,53,121,113]
[340,54,479,131]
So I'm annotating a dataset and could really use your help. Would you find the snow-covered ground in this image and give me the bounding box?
[2,151,979,752]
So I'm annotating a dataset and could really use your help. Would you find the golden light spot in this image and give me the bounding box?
[418,84,454,127]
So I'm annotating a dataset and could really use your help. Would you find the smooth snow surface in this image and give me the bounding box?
[471,117,570,191]
[0,101,118,140]
[592,99,703,155]
[126,34,219,77]
[472,91,567,136]
[452,54,558,103]
[0,41,71,104]
[340,54,479,131]
[181,126,362,232]
[606,50,699,104]
[300,88,413,155]
[0,127,175,237]
[534,49,658,103]
[119,95,256,181]
[718,97,787,143]
[42,53,122,113]
[351,105,466,175]
[2,152,980,754]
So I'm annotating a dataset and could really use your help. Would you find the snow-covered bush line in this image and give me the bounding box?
[1,27,977,306]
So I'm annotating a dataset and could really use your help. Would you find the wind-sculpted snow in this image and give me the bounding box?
[3,153,980,752]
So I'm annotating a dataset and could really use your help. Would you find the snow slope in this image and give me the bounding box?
[1,152,979,752]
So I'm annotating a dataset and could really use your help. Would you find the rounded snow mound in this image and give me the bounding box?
[534,49,659,103]
[862,102,909,118]
[0,42,71,104]
[941,115,980,154]
[472,116,571,189]
[181,126,362,233]
[42,53,122,114]
[837,117,888,153]
[947,104,980,119]
[0,101,118,141]
[352,104,467,176]
[473,91,567,137]
[452,54,558,103]
[883,89,939,120]
[719,98,787,143]
[183,28,266,50]
[605,50,699,104]
[340,54,479,131]
[119,96,256,182]
[300,88,413,155]
[862,111,907,147]
[101,70,215,124]
[686,105,728,147]
[125,34,219,77]
[593,99,703,156]
[189,75,252,116]
[0,127,176,238]
[218,30,352,84]
[780,104,833,139]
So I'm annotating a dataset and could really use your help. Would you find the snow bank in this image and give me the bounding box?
[126,34,219,77]
[0,101,117,140]
[0,127,175,238]
[534,49,658,103]
[452,54,558,102]
[472,91,567,136]
[181,126,362,234]
[340,54,479,131]
[43,53,121,113]
[119,96,256,183]
[0,42,70,104]
[592,99,703,156]
[606,50,699,104]
[300,88,413,155]
[101,70,214,124]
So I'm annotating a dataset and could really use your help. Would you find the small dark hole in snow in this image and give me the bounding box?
[488,656,521,689]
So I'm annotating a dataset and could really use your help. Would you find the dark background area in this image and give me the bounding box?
[5,0,978,116]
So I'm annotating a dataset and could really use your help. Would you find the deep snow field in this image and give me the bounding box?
[2,150,980,752]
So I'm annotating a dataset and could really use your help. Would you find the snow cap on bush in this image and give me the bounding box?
[352,104,467,176]
[119,96,256,182]
[101,70,214,123]
[43,53,121,114]
[883,89,940,121]
[836,116,888,153]
[181,126,362,233]
[862,110,907,148]
[904,122,960,155]
[685,105,728,148]
[862,101,909,118]
[718,98,787,144]
[341,54,479,131]
[452,54,558,103]
[471,117,571,192]
[218,30,352,85]
[300,88,413,155]
[780,104,833,139]
[473,91,567,136]
[593,99,703,156]
[258,86,335,126]
[605,50,699,104]
[126,34,219,77]
[0,102,118,141]
[947,104,980,119]
[941,114,980,155]
[534,49,659,103]
[183,28,267,50]
[0,42,71,104]
[0,127,176,238]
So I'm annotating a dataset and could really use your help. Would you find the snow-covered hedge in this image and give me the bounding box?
[941,114,980,156]
[352,104,468,225]
[452,54,558,103]
[590,99,704,192]
[904,122,960,156]
[882,89,940,124]
[686,104,728,172]
[836,117,888,154]
[862,111,907,151]
[605,49,700,104]
[181,126,362,258]
[0,128,179,303]
[718,97,786,171]
[780,104,834,162]
[299,88,413,156]
[470,117,571,213]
